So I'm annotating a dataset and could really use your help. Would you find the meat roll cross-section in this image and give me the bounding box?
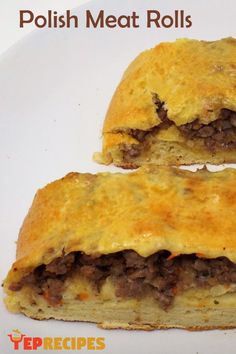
[4,167,236,330]
[94,38,236,168]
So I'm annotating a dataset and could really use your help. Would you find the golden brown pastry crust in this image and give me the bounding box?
[4,167,236,329]
[4,167,236,287]
[95,38,236,167]
[104,38,236,131]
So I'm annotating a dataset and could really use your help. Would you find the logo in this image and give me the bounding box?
[7,330,106,351]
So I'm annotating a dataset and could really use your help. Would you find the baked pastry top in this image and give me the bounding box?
[94,38,236,167]
[5,166,236,283]
[4,167,236,329]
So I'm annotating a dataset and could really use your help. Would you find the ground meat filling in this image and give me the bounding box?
[179,109,236,151]
[121,93,236,161]
[9,253,76,305]
[9,250,236,309]
[153,93,236,151]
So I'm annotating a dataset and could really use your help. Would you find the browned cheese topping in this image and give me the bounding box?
[9,250,236,310]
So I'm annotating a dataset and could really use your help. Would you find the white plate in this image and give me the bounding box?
[1,0,236,353]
